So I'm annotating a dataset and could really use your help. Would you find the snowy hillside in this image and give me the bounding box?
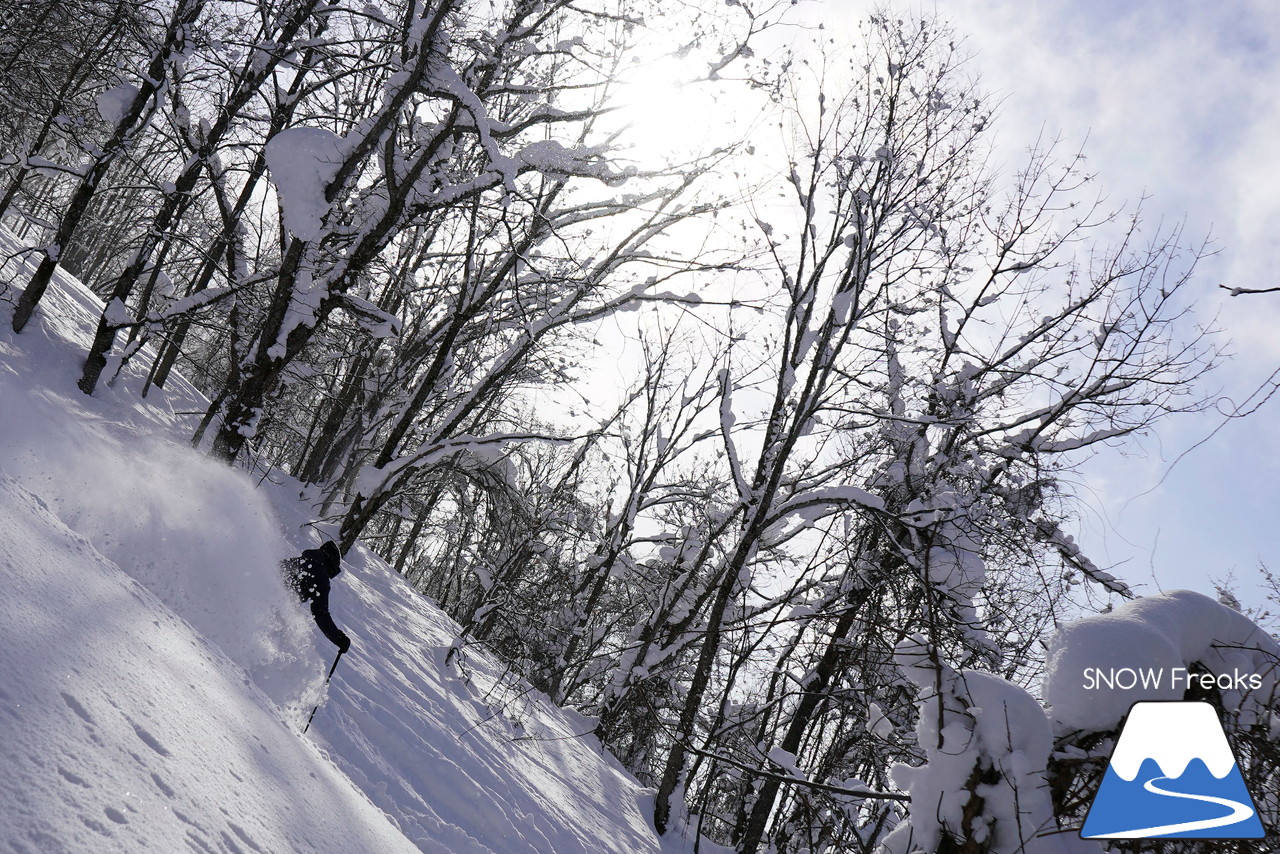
[0,253,678,852]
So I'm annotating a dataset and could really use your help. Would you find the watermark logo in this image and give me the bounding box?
[1082,667,1262,692]
[1080,701,1264,839]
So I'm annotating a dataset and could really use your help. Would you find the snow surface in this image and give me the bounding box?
[0,476,419,854]
[0,236,682,853]
[0,274,318,714]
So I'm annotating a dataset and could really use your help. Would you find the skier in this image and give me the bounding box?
[283,540,351,653]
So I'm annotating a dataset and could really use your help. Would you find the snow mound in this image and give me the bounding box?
[1042,590,1280,734]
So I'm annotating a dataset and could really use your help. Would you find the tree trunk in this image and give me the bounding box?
[11,0,205,332]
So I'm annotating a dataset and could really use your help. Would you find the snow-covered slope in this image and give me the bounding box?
[0,476,421,854]
[299,538,663,854]
[0,247,674,852]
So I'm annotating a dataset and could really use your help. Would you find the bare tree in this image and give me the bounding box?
[11,0,209,332]
[75,0,331,393]
[624,13,1219,847]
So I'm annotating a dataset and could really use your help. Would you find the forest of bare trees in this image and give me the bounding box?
[3,1,1276,851]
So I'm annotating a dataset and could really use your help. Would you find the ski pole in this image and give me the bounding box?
[303,648,345,734]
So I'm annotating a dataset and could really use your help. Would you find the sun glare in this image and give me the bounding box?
[611,52,723,165]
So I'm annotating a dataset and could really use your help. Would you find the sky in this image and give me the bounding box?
[586,0,1280,611]
[833,0,1280,606]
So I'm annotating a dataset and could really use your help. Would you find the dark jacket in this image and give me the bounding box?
[284,541,351,653]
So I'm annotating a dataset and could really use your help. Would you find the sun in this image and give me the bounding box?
[610,51,723,166]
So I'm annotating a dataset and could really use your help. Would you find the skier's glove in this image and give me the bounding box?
[336,632,351,654]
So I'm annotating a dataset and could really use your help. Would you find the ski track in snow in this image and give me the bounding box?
[289,509,668,854]
[0,239,683,854]
[1091,776,1255,839]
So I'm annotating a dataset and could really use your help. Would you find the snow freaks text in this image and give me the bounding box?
[1082,667,1265,692]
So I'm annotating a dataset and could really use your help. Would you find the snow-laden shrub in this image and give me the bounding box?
[880,636,1100,854]
[1044,589,1279,734]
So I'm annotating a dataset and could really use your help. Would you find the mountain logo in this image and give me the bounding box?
[1080,701,1265,839]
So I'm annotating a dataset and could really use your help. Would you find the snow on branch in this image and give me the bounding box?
[769,485,886,524]
[354,431,574,501]
[718,368,752,506]
[1033,519,1132,598]
[333,293,402,339]
[1025,426,1133,454]
[1043,589,1280,735]
[264,127,347,242]
[514,140,637,187]
[679,739,910,803]
[884,636,1093,854]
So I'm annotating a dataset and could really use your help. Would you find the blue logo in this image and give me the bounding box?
[1081,701,1264,839]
